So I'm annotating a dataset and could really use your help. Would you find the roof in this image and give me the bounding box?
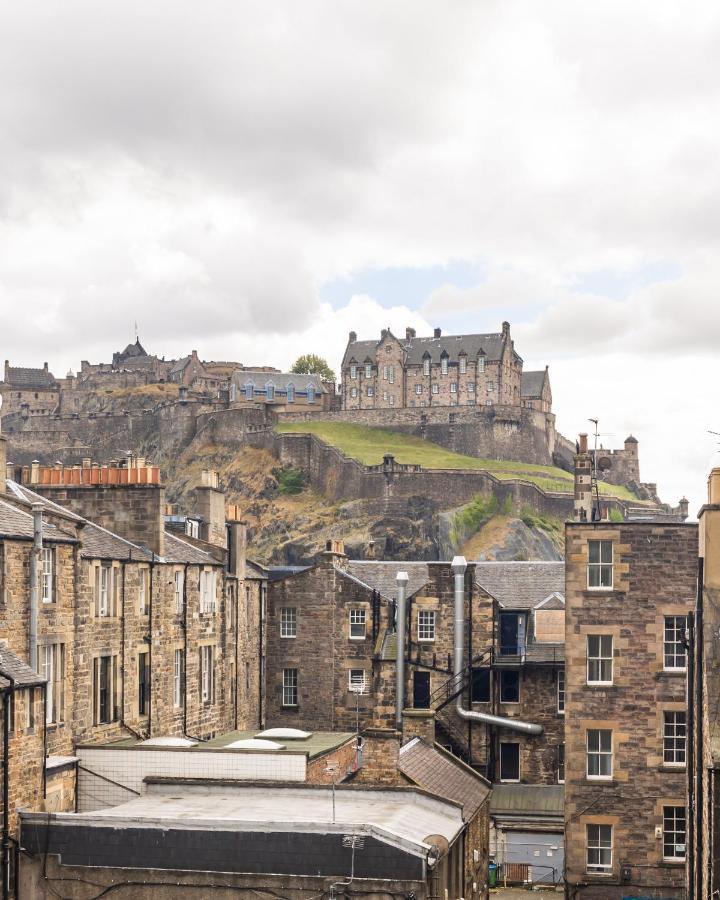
[170,355,191,375]
[524,643,565,663]
[116,339,147,360]
[3,366,57,389]
[264,565,312,581]
[398,738,491,821]
[343,561,430,602]
[474,561,565,610]
[231,371,327,394]
[342,330,514,369]
[162,532,219,566]
[521,370,548,397]
[60,780,465,851]
[246,560,269,580]
[490,783,564,817]
[0,647,45,688]
[0,496,76,543]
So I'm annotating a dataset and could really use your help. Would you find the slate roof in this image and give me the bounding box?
[231,371,327,393]
[524,643,565,663]
[246,560,269,580]
[343,561,430,601]
[398,737,491,821]
[0,496,76,543]
[474,561,565,610]
[490,783,564,817]
[4,366,57,388]
[163,532,219,566]
[342,330,515,369]
[0,647,45,688]
[521,370,548,397]
[170,356,191,375]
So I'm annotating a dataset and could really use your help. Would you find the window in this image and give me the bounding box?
[486,381,494,392]
[486,399,493,406]
[557,743,565,783]
[173,649,184,708]
[417,610,436,642]
[244,382,254,400]
[349,608,366,639]
[383,366,388,381]
[229,382,237,402]
[477,356,485,373]
[200,645,214,704]
[348,669,368,693]
[500,670,520,703]
[432,383,439,395]
[365,364,372,379]
[415,384,422,395]
[138,567,149,616]
[471,668,490,703]
[307,385,315,403]
[138,652,149,716]
[265,383,275,401]
[200,569,217,614]
[282,668,298,707]
[664,711,687,766]
[459,356,467,374]
[664,616,686,670]
[350,387,358,398]
[367,386,374,397]
[663,806,686,861]
[388,366,394,384]
[450,382,457,393]
[423,358,430,376]
[557,668,565,714]
[94,654,117,725]
[281,607,297,638]
[40,644,65,724]
[587,729,613,778]
[41,547,54,603]
[286,384,295,403]
[383,391,388,401]
[586,824,612,873]
[95,564,113,617]
[587,635,613,684]
[25,687,35,731]
[468,382,475,393]
[588,540,613,589]
[350,365,357,379]
[174,570,184,615]
[441,356,448,375]
[499,742,520,781]
[389,394,395,406]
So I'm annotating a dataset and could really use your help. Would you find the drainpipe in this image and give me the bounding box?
[395,570,409,733]
[29,503,44,671]
[452,556,543,736]
[1,664,16,900]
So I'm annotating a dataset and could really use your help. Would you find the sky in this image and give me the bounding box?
[1,1,719,515]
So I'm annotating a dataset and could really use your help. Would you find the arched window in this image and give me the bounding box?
[244,382,254,401]
[441,353,449,375]
[265,382,275,401]
[307,384,315,403]
[423,355,431,376]
[287,383,295,403]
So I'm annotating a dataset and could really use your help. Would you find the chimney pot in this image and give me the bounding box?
[578,433,588,454]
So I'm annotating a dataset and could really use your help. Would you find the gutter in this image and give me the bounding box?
[29,503,43,671]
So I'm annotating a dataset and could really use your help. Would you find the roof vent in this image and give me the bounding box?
[225,738,285,750]
[257,728,312,740]
[141,737,198,748]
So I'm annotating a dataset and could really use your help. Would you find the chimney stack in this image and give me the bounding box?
[574,433,593,522]
[349,331,357,343]
[405,327,416,341]
[193,471,227,548]
[502,321,510,336]
[433,327,441,339]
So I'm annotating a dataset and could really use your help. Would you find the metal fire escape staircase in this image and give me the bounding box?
[429,649,493,763]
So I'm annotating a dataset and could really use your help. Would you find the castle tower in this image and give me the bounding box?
[573,433,593,521]
[623,434,640,481]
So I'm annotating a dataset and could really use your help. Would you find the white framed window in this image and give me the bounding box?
[383,391,388,401]
[587,635,613,685]
[557,743,565,783]
[40,643,65,724]
[423,358,430,375]
[348,669,368,693]
[664,616,686,671]
[367,386,374,397]
[388,366,394,384]
[138,567,149,615]
[663,806,686,861]
[173,649,184,708]
[41,547,54,603]
[200,569,217,614]
[477,356,485,373]
[499,742,520,782]
[95,564,113,617]
[417,610,436,642]
[663,711,686,766]
[349,608,366,639]
[350,386,358,399]
[587,729,613,779]
[441,357,448,375]
[586,824,612,873]
[450,382,457,393]
[430,383,438,395]
[486,399,493,406]
[415,384,422,395]
[350,364,357,379]
[486,381,494,392]
[468,382,475,393]
[389,394,395,406]
[365,364,372,379]
[282,668,298,707]
[588,540,613,590]
[557,668,565,714]
[459,356,467,374]
[383,366,389,381]
[200,645,214,704]
[174,570,184,615]
[281,607,297,638]
[229,383,237,402]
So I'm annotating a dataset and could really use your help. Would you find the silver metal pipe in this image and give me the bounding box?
[451,555,543,736]
[395,570,409,732]
[29,503,44,671]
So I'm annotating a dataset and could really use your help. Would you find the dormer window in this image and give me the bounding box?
[350,365,357,379]
[265,382,275,401]
[423,356,431,376]
[286,383,295,403]
[441,354,448,375]
[307,385,315,403]
[365,364,372,379]
[459,355,467,374]
[244,382,254,401]
[477,354,486,373]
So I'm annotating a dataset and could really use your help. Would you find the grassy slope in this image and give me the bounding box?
[275,420,642,501]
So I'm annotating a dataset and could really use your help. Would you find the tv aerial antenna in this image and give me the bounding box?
[587,419,616,520]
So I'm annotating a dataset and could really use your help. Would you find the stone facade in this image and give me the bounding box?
[0,360,60,418]
[564,521,697,898]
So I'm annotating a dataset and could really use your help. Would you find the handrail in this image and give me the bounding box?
[429,648,493,711]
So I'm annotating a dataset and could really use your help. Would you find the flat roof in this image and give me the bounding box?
[78,729,355,760]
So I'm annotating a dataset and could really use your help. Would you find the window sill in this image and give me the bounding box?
[662,860,686,867]
[348,636,367,641]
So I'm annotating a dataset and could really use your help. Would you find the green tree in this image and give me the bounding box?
[291,354,336,383]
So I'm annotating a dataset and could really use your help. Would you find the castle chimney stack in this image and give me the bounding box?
[502,321,510,336]
[433,327,441,338]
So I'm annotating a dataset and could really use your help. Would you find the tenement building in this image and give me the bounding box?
[564,518,697,898]
[340,321,552,412]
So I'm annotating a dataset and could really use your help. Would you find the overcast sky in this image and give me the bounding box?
[1,1,719,514]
